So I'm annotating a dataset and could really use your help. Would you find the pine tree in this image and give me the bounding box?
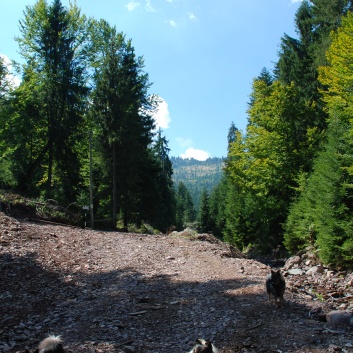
[90,19,156,229]
[285,119,353,266]
[175,181,196,230]
[13,0,89,201]
[149,129,176,231]
[227,122,238,149]
[275,1,316,100]
[310,0,353,68]
[208,176,228,238]
[198,189,210,233]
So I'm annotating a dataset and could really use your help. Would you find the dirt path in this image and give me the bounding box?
[0,213,352,353]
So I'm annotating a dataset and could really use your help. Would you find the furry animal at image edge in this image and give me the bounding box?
[24,336,219,353]
[266,269,286,304]
[24,335,66,353]
[188,338,219,353]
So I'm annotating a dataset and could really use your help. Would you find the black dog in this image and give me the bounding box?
[266,269,285,304]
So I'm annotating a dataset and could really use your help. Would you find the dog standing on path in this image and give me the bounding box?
[266,269,286,304]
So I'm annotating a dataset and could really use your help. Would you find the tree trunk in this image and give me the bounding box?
[47,145,53,199]
[112,142,117,230]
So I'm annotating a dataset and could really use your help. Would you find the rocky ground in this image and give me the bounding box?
[1,211,353,353]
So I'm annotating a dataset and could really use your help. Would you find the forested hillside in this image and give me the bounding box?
[171,157,223,210]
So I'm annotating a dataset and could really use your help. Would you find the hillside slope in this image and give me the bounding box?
[171,157,224,209]
[1,213,353,353]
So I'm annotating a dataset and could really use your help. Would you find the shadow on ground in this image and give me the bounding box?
[0,235,346,353]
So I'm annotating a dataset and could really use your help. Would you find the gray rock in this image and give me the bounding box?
[326,310,353,327]
[287,268,304,275]
[284,255,301,269]
[306,265,324,275]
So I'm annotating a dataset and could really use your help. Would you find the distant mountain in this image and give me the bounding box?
[171,157,224,211]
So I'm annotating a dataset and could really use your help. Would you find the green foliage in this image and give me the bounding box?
[227,121,239,148]
[285,10,353,267]
[0,150,17,188]
[310,0,353,68]
[285,120,353,266]
[283,172,315,253]
[208,176,228,238]
[0,0,173,233]
[171,156,223,211]
[175,181,196,230]
[150,129,176,232]
[0,56,13,98]
[89,19,157,229]
[224,79,321,251]
[0,57,17,188]
[197,189,210,233]
[11,0,89,202]
[221,1,353,257]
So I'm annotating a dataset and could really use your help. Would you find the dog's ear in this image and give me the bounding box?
[196,339,205,345]
[205,341,212,347]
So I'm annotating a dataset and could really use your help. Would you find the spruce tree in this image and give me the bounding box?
[175,181,196,230]
[90,19,156,229]
[13,0,89,201]
[227,122,238,148]
[208,176,228,238]
[149,129,176,232]
[285,119,353,266]
[198,189,210,233]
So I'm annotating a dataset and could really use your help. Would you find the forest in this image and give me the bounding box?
[171,156,223,211]
[1,0,353,269]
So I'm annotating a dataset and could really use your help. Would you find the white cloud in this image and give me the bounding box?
[180,148,211,161]
[290,0,302,3]
[187,12,198,21]
[0,54,20,88]
[145,0,157,12]
[126,1,140,11]
[166,19,177,27]
[152,97,171,129]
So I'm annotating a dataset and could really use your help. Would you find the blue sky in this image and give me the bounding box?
[1,0,303,160]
